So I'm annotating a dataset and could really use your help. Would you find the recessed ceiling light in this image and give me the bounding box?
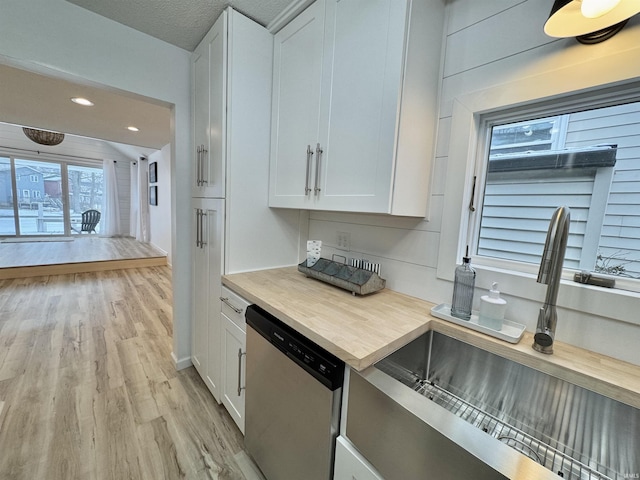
[71,97,94,106]
[127,126,139,132]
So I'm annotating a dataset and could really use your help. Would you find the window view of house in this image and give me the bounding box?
[476,101,640,282]
[0,156,103,236]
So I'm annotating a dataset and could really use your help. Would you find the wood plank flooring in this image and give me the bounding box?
[0,237,167,279]
[0,266,263,480]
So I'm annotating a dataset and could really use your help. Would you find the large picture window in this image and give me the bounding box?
[0,156,103,237]
[472,100,640,291]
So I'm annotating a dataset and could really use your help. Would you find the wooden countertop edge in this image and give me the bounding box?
[223,269,640,410]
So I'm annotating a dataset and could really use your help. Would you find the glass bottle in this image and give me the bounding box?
[451,248,476,320]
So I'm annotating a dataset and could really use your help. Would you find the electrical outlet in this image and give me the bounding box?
[336,231,351,251]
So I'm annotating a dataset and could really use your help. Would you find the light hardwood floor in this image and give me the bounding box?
[0,266,263,480]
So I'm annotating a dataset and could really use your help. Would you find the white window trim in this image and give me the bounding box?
[438,51,640,329]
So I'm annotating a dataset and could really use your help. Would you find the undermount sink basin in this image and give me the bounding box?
[373,331,639,480]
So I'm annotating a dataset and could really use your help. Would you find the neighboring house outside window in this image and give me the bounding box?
[473,101,640,286]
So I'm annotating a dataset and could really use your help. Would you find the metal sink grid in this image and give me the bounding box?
[376,360,615,480]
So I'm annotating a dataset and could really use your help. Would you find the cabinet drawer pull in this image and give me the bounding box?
[237,348,246,396]
[305,144,313,195]
[314,143,323,195]
[219,296,243,314]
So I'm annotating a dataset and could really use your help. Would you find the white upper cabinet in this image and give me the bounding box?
[269,0,326,208]
[269,0,445,217]
[192,11,227,198]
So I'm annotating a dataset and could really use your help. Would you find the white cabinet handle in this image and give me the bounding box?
[237,348,246,396]
[314,143,323,195]
[305,144,313,195]
[219,296,242,314]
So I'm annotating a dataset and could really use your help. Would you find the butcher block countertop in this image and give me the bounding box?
[223,266,640,409]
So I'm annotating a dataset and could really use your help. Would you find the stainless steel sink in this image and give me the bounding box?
[363,331,639,480]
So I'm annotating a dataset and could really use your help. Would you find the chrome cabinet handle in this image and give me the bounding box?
[314,143,323,195]
[200,145,208,185]
[219,296,242,314]
[195,208,201,247]
[197,145,206,186]
[305,144,313,195]
[199,210,207,248]
[237,348,246,396]
[196,145,201,186]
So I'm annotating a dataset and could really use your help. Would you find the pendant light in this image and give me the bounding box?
[22,127,65,146]
[544,0,640,44]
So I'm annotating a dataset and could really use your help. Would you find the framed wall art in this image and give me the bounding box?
[149,185,158,206]
[149,161,157,183]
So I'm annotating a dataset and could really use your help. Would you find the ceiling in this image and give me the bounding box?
[0,63,172,151]
[1,1,297,155]
[64,0,295,51]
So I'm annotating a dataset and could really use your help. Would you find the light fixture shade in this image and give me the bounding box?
[22,127,65,146]
[544,0,640,42]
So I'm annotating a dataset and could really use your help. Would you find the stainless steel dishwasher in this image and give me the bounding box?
[245,304,344,480]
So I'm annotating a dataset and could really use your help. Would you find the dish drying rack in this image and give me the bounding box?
[298,255,385,295]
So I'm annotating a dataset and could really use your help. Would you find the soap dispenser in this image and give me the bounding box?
[478,282,507,331]
[451,247,476,320]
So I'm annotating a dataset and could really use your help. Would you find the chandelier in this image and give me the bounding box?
[22,127,65,146]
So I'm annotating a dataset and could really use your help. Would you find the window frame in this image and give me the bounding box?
[468,94,640,294]
[0,152,103,237]
[437,60,640,330]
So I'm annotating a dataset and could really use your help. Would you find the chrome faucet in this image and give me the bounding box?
[533,206,571,354]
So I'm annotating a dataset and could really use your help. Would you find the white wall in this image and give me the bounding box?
[308,2,640,366]
[149,145,172,264]
[0,0,192,367]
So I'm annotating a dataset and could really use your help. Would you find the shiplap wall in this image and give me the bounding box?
[307,1,640,365]
[0,122,138,236]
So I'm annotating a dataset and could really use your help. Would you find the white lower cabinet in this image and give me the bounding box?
[192,197,225,401]
[219,286,249,433]
[334,435,385,480]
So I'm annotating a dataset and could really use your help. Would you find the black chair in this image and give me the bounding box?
[71,209,101,234]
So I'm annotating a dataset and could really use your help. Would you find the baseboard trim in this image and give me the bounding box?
[172,352,193,371]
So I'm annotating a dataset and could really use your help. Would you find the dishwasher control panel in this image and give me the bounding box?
[246,304,344,390]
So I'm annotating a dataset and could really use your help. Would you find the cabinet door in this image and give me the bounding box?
[317,0,408,213]
[221,312,246,433]
[334,436,385,480]
[268,0,326,208]
[192,42,210,196]
[192,11,227,198]
[191,203,208,378]
[192,198,225,402]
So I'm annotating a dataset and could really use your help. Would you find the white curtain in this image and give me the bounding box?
[101,159,121,237]
[130,157,150,242]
